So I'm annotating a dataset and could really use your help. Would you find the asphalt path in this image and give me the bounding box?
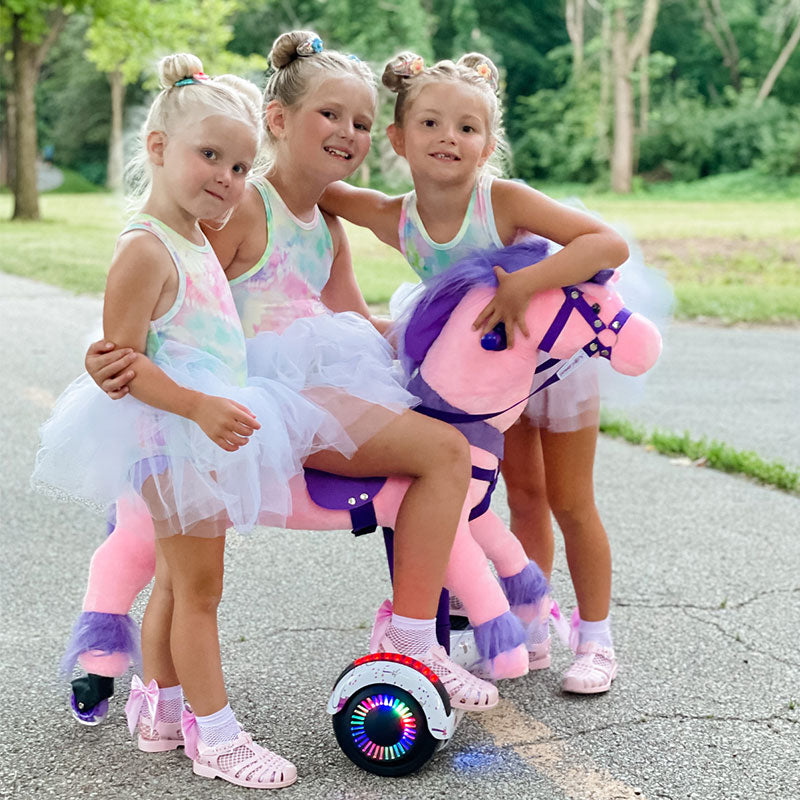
[1,272,798,800]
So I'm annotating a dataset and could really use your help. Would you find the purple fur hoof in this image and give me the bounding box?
[70,693,109,726]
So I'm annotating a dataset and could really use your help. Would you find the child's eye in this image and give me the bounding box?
[462,125,475,133]
[321,110,336,119]
[355,121,371,132]
[232,163,249,175]
[422,119,436,127]
[202,149,216,159]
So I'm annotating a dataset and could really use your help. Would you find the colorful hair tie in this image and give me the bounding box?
[297,37,324,57]
[391,54,425,78]
[473,62,497,91]
[174,72,210,87]
[347,54,362,62]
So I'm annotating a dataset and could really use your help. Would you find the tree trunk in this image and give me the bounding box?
[639,49,650,135]
[3,72,17,190]
[609,0,659,193]
[756,15,800,107]
[699,0,741,91]
[566,0,585,76]
[12,15,40,221]
[107,70,126,190]
[611,7,634,194]
[596,4,612,167]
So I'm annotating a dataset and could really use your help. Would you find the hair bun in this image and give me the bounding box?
[269,30,321,70]
[456,52,499,92]
[381,52,425,93]
[159,53,204,89]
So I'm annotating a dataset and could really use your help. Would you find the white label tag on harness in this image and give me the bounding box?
[556,349,589,379]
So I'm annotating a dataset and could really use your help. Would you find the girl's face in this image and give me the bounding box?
[271,75,375,182]
[151,113,257,221]
[389,82,494,187]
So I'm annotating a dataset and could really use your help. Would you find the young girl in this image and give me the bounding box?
[318,52,633,695]
[33,54,353,787]
[72,33,498,733]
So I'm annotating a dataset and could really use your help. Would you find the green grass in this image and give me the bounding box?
[600,413,800,494]
[1,190,799,323]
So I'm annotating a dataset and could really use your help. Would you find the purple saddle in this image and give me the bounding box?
[303,469,387,535]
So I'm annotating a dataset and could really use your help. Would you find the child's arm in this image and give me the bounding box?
[474,180,630,347]
[103,234,260,451]
[320,181,403,252]
[320,212,392,335]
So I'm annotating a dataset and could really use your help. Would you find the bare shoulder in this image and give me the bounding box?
[111,228,173,281]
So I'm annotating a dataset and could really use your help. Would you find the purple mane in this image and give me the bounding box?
[398,238,550,374]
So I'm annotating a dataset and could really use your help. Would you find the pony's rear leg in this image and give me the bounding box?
[65,494,155,680]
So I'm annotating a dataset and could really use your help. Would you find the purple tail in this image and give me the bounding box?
[499,560,549,608]
[61,612,140,677]
[472,610,526,661]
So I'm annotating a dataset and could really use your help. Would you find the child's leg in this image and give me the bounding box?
[305,410,497,709]
[500,419,555,577]
[153,525,227,716]
[540,424,617,693]
[305,409,471,620]
[540,424,611,624]
[146,522,296,786]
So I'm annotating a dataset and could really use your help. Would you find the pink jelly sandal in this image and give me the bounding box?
[182,710,297,789]
[370,599,499,711]
[561,641,618,694]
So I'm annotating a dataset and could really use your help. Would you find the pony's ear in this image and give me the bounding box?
[608,313,662,375]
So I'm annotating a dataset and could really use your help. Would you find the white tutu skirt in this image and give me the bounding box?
[31,341,353,537]
[246,311,419,449]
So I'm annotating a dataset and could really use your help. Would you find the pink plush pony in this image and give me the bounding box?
[67,241,661,706]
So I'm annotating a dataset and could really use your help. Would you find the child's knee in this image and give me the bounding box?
[429,427,471,481]
[549,497,598,531]
[505,471,547,518]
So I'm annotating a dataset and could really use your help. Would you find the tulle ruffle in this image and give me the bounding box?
[246,311,419,448]
[31,340,351,536]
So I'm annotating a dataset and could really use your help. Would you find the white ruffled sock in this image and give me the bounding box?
[196,703,241,748]
[577,615,613,649]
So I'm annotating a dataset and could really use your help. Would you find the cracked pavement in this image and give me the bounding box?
[1,271,797,800]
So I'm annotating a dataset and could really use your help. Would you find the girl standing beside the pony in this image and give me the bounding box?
[75,32,498,737]
[319,52,630,694]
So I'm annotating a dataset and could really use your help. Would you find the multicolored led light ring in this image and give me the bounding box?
[350,693,417,761]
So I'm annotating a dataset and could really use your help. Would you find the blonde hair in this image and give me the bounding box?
[126,53,263,213]
[382,51,508,176]
[263,30,377,143]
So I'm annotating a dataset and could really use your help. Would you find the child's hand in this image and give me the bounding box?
[190,394,261,452]
[472,267,531,349]
[85,340,138,399]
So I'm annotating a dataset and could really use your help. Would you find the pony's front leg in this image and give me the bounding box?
[469,510,550,628]
[444,517,528,679]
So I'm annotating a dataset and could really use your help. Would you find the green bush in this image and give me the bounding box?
[512,83,604,183]
[756,110,800,177]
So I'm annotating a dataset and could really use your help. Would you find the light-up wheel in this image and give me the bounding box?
[333,683,438,776]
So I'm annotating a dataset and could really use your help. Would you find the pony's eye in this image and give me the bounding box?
[591,302,601,313]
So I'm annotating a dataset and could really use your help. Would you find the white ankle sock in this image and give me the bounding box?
[157,684,183,724]
[386,613,438,656]
[196,703,240,747]
[577,615,613,649]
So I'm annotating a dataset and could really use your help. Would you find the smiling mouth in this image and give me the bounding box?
[430,152,460,161]
[324,146,352,160]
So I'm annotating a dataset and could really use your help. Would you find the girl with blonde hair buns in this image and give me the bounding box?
[33,52,360,787]
[81,31,499,727]
[321,49,633,695]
